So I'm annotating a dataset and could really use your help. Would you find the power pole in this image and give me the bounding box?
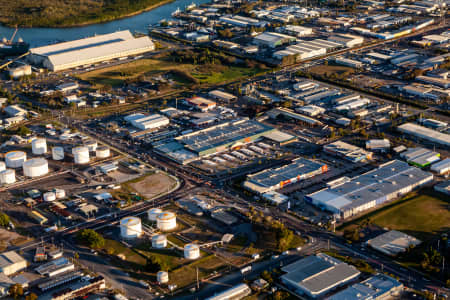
[196,267,199,290]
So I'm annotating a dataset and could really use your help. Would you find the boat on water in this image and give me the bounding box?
[171,7,182,17]
[186,2,196,10]
[0,28,29,57]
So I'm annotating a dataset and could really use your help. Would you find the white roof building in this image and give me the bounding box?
[4,105,27,117]
[30,30,154,71]
[366,230,421,256]
[281,253,360,298]
[0,251,27,276]
[306,160,433,219]
[398,123,450,147]
[125,113,169,130]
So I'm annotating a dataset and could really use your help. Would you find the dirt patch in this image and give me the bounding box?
[0,228,32,250]
[128,173,176,200]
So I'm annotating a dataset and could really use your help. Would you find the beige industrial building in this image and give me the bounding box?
[0,251,27,276]
[29,30,155,71]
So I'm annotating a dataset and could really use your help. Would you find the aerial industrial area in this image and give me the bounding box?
[0,0,448,299]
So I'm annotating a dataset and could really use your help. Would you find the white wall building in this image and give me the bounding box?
[30,30,155,71]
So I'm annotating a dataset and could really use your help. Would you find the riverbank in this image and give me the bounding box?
[0,0,174,28]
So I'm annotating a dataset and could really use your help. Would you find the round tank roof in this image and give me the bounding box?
[157,212,176,220]
[120,216,141,226]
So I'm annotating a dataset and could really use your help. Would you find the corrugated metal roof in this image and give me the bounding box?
[31,30,134,56]
[47,36,154,69]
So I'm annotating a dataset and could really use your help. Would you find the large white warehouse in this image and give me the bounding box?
[23,158,49,177]
[120,217,142,239]
[305,160,433,219]
[124,113,169,130]
[29,30,155,71]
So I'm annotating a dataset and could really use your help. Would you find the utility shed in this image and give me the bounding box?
[366,230,421,256]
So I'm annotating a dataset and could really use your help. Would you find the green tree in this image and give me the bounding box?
[76,229,105,249]
[0,213,10,227]
[17,126,31,136]
[145,256,163,272]
[9,284,23,300]
[261,270,273,284]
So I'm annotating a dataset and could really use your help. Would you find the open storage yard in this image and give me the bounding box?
[126,172,176,200]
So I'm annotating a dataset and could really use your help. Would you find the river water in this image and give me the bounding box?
[0,0,209,47]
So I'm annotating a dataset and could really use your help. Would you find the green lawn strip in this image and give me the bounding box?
[169,254,229,288]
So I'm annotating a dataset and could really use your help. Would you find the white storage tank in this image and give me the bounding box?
[184,243,200,260]
[0,169,15,184]
[72,146,90,164]
[32,138,47,155]
[52,147,65,161]
[152,234,167,248]
[120,217,142,239]
[148,208,163,222]
[0,162,5,172]
[156,212,177,231]
[84,140,98,152]
[5,151,27,168]
[157,271,169,284]
[43,192,56,202]
[55,189,66,199]
[96,146,110,158]
[23,158,49,177]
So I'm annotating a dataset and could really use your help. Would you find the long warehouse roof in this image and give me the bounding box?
[31,30,134,56]
[45,36,154,68]
[398,123,450,146]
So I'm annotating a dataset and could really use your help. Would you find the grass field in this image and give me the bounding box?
[77,58,264,89]
[169,254,228,288]
[368,193,450,240]
[103,239,147,266]
[342,191,450,241]
[308,64,355,79]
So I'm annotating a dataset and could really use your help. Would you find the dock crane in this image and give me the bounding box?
[0,51,31,70]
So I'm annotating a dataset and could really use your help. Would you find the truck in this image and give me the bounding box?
[240,265,252,274]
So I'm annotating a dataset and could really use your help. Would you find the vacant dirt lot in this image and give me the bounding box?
[128,172,176,200]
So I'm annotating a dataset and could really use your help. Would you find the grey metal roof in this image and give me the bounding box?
[0,251,26,268]
[308,160,433,214]
[281,254,360,296]
[328,273,403,300]
[176,119,273,153]
[247,158,325,189]
[367,230,421,256]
